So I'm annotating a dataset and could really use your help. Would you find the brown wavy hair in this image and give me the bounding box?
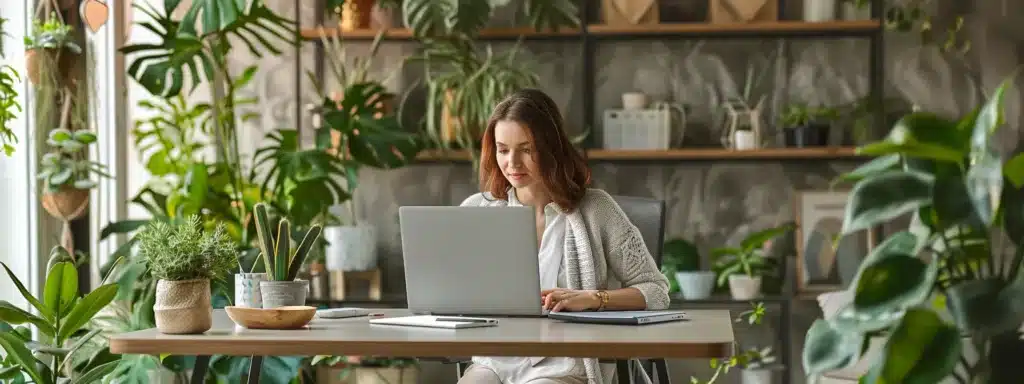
[479,88,591,212]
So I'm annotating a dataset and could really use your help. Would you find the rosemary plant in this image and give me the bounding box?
[138,215,237,282]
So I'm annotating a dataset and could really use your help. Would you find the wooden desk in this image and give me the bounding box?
[110,309,735,383]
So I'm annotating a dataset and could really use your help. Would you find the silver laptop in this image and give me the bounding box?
[399,206,547,317]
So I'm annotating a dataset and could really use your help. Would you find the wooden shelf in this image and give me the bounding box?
[587,20,881,38]
[416,147,863,162]
[300,26,579,41]
[300,20,879,41]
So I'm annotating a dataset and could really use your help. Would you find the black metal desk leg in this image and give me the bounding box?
[616,360,632,384]
[653,359,670,384]
[191,355,210,384]
[247,356,263,384]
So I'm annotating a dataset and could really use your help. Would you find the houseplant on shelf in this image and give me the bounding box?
[713,224,794,300]
[779,103,840,148]
[254,202,324,308]
[0,258,119,384]
[37,128,110,253]
[138,215,237,334]
[664,238,715,300]
[739,345,778,384]
[802,78,1024,383]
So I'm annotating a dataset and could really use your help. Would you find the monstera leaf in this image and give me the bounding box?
[319,82,423,169]
[401,0,579,38]
[252,130,350,226]
[121,0,296,97]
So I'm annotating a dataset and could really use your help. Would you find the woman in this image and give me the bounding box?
[457,88,671,384]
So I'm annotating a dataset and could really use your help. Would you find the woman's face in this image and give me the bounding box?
[494,119,540,189]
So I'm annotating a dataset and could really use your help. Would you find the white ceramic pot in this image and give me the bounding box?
[675,271,716,300]
[804,0,837,21]
[325,224,378,271]
[733,130,757,150]
[741,368,773,384]
[728,275,762,300]
[234,273,267,308]
[622,92,647,110]
[840,3,871,20]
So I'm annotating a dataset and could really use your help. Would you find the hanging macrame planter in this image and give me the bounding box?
[41,187,90,254]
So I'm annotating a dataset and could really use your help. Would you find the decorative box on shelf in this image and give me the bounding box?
[602,108,673,150]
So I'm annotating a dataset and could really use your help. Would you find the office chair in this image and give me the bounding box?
[453,195,671,384]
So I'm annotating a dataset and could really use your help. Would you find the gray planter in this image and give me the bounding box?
[674,271,715,300]
[260,280,310,308]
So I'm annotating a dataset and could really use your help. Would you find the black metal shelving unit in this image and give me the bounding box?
[294,2,887,383]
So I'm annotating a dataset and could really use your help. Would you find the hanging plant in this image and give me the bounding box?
[23,13,81,85]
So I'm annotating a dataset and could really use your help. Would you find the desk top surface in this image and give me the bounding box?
[110,309,734,358]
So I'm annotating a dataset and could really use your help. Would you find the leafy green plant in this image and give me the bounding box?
[137,215,237,282]
[37,128,110,191]
[803,77,1023,383]
[0,17,20,157]
[254,202,324,281]
[663,238,702,272]
[712,224,794,287]
[23,14,82,54]
[780,104,840,128]
[0,257,119,384]
[401,0,579,39]
[691,303,770,384]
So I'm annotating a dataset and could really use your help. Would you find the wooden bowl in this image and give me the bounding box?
[225,306,317,330]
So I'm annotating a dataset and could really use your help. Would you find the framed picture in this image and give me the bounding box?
[794,190,875,294]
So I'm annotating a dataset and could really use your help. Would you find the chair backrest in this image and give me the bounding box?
[610,195,667,268]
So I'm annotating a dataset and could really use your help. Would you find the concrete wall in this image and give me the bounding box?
[230,0,1024,383]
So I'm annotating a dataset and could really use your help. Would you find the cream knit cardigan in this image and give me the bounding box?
[461,188,671,384]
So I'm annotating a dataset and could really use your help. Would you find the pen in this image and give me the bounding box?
[435,317,496,323]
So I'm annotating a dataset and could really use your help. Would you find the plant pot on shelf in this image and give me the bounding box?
[803,0,837,21]
[235,273,268,308]
[154,279,213,334]
[370,3,395,30]
[325,224,378,272]
[675,271,716,300]
[783,123,830,147]
[728,275,762,300]
[741,368,773,384]
[732,130,757,150]
[25,48,75,85]
[260,279,310,308]
[338,0,375,30]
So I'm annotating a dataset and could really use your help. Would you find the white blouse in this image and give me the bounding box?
[470,189,588,382]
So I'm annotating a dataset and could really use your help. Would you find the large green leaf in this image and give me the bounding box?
[0,262,52,319]
[321,83,424,169]
[0,301,54,336]
[43,261,78,320]
[945,278,1024,338]
[931,165,983,228]
[71,360,119,384]
[521,0,580,31]
[802,319,864,376]
[869,308,961,384]
[402,0,492,38]
[851,231,922,280]
[853,255,938,315]
[739,223,794,252]
[1001,176,1024,247]
[58,284,117,341]
[843,170,935,234]
[857,113,968,164]
[0,332,49,384]
[1003,153,1024,188]
[832,154,901,186]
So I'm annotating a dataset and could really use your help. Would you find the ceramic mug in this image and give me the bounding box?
[235,273,268,308]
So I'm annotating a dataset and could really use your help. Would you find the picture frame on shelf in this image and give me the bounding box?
[793,190,875,293]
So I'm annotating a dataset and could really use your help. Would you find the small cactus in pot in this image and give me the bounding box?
[254,202,324,308]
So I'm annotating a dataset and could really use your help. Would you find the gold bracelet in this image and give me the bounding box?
[595,290,609,311]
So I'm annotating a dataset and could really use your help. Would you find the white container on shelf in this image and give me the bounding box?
[602,109,671,150]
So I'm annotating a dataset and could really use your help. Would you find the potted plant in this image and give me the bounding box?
[0,16,20,156]
[780,104,839,148]
[255,202,324,308]
[664,238,715,300]
[713,224,794,300]
[37,128,110,252]
[0,256,120,384]
[23,14,81,85]
[138,215,237,334]
[692,303,771,384]
[739,346,778,384]
[802,78,1022,383]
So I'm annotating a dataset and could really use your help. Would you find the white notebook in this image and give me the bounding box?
[369,315,499,329]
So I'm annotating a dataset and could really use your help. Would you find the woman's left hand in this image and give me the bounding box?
[541,288,599,312]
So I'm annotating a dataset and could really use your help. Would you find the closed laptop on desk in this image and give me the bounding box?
[547,310,688,325]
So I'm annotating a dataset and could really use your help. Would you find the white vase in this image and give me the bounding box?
[234,273,268,308]
[741,368,773,384]
[733,130,757,150]
[325,224,378,271]
[675,271,716,300]
[804,0,837,21]
[728,275,762,300]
